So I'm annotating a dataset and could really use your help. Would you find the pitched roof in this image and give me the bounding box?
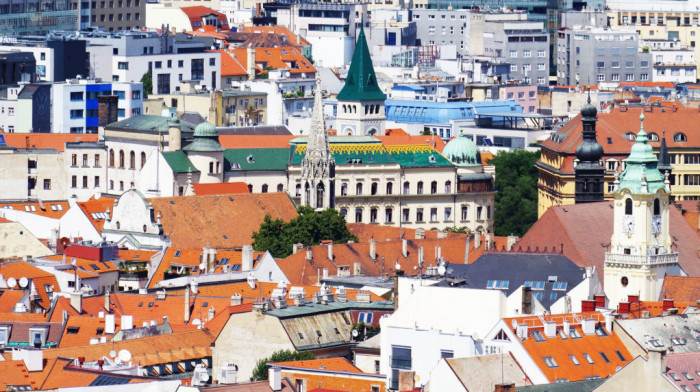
[146,192,298,248]
[40,254,119,275]
[217,50,248,77]
[616,314,700,354]
[117,249,158,262]
[270,358,364,374]
[192,182,250,195]
[374,134,446,153]
[162,151,199,174]
[0,360,32,390]
[237,26,310,46]
[224,148,290,171]
[0,133,99,151]
[503,312,631,382]
[221,46,315,76]
[664,352,700,391]
[515,379,603,392]
[516,201,700,281]
[58,315,115,348]
[5,320,63,346]
[180,6,229,30]
[0,201,70,219]
[346,223,468,242]
[218,135,297,149]
[76,195,117,232]
[659,276,700,302]
[444,354,532,391]
[0,261,60,309]
[0,289,26,312]
[336,26,386,101]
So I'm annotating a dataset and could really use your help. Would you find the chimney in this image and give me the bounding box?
[594,295,606,309]
[208,306,215,320]
[562,320,570,336]
[642,310,651,318]
[507,235,517,251]
[437,230,447,239]
[434,244,441,261]
[668,307,679,315]
[618,301,631,314]
[247,45,256,80]
[230,293,242,305]
[648,348,668,373]
[353,262,362,275]
[628,294,640,303]
[485,233,492,250]
[516,324,528,340]
[70,291,83,313]
[369,238,377,260]
[521,286,532,314]
[208,248,217,273]
[12,349,44,372]
[121,315,133,330]
[242,244,254,271]
[306,247,313,261]
[662,299,675,312]
[393,270,404,310]
[494,384,515,392]
[168,119,182,151]
[327,242,333,261]
[357,290,371,303]
[415,228,425,239]
[269,367,282,391]
[322,268,328,279]
[97,95,119,126]
[105,314,115,334]
[543,321,556,338]
[474,234,481,249]
[104,290,110,311]
[402,239,408,258]
[185,286,191,324]
[605,312,613,332]
[292,242,303,254]
[581,299,596,312]
[582,318,595,335]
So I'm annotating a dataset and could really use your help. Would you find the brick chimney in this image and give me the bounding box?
[494,384,515,392]
[402,239,408,258]
[662,299,675,312]
[242,244,254,271]
[246,45,256,80]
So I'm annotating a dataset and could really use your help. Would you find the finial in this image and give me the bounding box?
[587,86,591,104]
[641,171,648,193]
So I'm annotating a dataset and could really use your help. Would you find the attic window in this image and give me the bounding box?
[615,350,626,362]
[96,328,104,335]
[174,250,181,258]
[66,327,80,334]
[599,352,611,363]
[298,332,304,340]
[231,264,241,271]
[595,324,608,337]
[170,200,175,205]
[671,373,681,381]
[334,328,340,334]
[569,354,580,366]
[683,372,693,380]
[138,302,143,307]
[223,235,228,239]
[552,281,568,291]
[148,302,154,308]
[569,327,582,339]
[133,255,139,259]
[202,302,208,307]
[51,205,57,211]
[530,330,545,342]
[57,205,63,211]
[649,339,663,348]
[672,336,687,345]
[543,356,558,368]
[582,353,594,364]
[218,258,230,265]
[91,264,101,271]
[607,137,612,144]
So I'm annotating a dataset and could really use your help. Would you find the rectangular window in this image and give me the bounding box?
[569,354,580,366]
[70,91,83,101]
[70,109,83,119]
[118,62,128,70]
[71,175,77,188]
[402,208,409,222]
[583,353,594,364]
[538,49,546,57]
[531,330,545,342]
[94,176,100,188]
[191,58,204,80]
[43,179,51,190]
[510,50,517,58]
[523,50,531,58]
[444,207,452,221]
[416,208,423,222]
[430,208,437,222]
[543,356,558,368]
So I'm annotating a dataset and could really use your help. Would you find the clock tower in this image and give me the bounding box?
[604,112,681,309]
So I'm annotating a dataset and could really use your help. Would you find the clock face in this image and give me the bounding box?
[622,215,635,234]
[652,215,662,234]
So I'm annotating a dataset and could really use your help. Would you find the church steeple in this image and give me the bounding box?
[335,14,387,136]
[301,75,335,209]
[574,93,605,203]
[616,113,665,195]
[657,130,673,176]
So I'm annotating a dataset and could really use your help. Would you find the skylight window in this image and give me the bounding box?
[174,250,181,257]
[148,302,154,308]
[672,336,687,345]
[599,352,611,363]
[202,302,208,307]
[595,325,608,337]
[57,204,63,211]
[531,330,546,342]
[552,281,568,291]
[543,356,558,368]
[615,350,626,361]
[231,264,241,271]
[649,339,663,348]
[51,205,57,211]
[550,293,558,301]
[671,373,681,381]
[684,372,694,380]
[298,333,304,339]
[569,354,580,365]
[67,327,80,334]
[583,353,594,364]
[534,292,543,300]
[529,281,545,290]
[90,264,101,271]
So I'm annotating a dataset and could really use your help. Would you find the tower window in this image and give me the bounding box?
[625,198,633,215]
[621,276,629,286]
[654,198,660,215]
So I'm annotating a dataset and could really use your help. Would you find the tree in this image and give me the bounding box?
[487,150,540,237]
[140,71,152,98]
[444,226,473,234]
[252,206,358,258]
[421,129,433,136]
[251,350,315,381]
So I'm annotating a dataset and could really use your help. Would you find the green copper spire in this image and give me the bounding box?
[617,112,665,194]
[336,16,387,101]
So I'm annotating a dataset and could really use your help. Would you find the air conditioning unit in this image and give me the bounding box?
[219,363,238,384]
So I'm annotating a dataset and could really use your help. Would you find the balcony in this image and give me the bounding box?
[119,269,148,281]
[605,252,678,266]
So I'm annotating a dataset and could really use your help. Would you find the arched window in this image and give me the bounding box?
[109,180,114,190]
[375,104,380,113]
[295,184,301,196]
[277,184,284,192]
[403,181,410,195]
[625,198,633,215]
[647,132,659,142]
[261,184,268,193]
[654,198,660,215]
[247,184,253,193]
[178,186,184,196]
[386,182,393,195]
[141,152,146,169]
[417,181,424,194]
[129,151,135,169]
[674,132,687,142]
[356,183,363,196]
[625,132,636,141]
[355,208,363,223]
[119,150,125,168]
[341,182,348,196]
[340,208,347,216]
[109,149,115,167]
[342,104,347,113]
[445,181,452,193]
[430,181,437,194]
[365,105,369,115]
[371,182,378,195]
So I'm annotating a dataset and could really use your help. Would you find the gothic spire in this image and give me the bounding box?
[306,74,332,160]
[336,14,386,102]
[657,130,673,174]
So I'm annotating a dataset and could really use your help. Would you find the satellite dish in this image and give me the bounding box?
[395,263,401,270]
[192,318,202,326]
[199,373,210,382]
[118,349,132,363]
[71,257,77,267]
[7,278,17,288]
[511,319,518,330]
[199,263,206,271]
[437,265,446,275]
[19,277,28,288]
[352,329,359,338]
[109,350,117,358]
[414,374,421,382]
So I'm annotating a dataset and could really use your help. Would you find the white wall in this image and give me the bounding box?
[306,35,355,68]
[426,358,467,392]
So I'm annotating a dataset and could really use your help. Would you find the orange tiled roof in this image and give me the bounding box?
[0,360,32,390]
[623,300,696,319]
[41,254,119,274]
[503,312,631,382]
[118,249,158,262]
[0,201,70,219]
[659,276,700,302]
[147,247,265,289]
[0,290,26,312]
[383,128,408,136]
[222,46,316,76]
[187,25,228,40]
[218,49,248,77]
[180,6,229,30]
[147,192,298,249]
[374,134,446,153]
[0,133,98,152]
[48,296,82,322]
[347,223,468,242]
[619,81,675,89]
[240,26,310,46]
[58,315,116,348]
[271,358,364,373]
[0,312,46,322]
[0,217,11,223]
[0,262,59,309]
[218,134,296,149]
[192,182,250,195]
[76,196,117,232]
[43,328,217,366]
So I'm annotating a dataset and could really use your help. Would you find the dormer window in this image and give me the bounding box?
[0,325,10,345]
[29,327,48,348]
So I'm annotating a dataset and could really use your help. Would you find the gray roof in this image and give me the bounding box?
[106,115,196,134]
[320,275,396,290]
[616,314,700,353]
[516,379,603,392]
[355,333,381,349]
[436,355,531,391]
[438,253,586,309]
[265,300,394,319]
[180,112,206,126]
[221,90,267,98]
[218,125,292,136]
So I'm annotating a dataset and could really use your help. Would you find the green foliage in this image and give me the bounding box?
[251,350,315,381]
[140,71,152,98]
[421,129,433,136]
[444,226,473,234]
[252,206,359,258]
[304,52,314,64]
[487,150,541,237]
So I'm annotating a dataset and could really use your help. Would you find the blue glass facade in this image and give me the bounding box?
[385,99,523,124]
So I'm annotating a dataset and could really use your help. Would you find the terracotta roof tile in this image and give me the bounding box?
[0,133,98,152]
[664,352,700,391]
[271,358,363,373]
[58,316,114,348]
[503,312,631,382]
[516,202,700,281]
[347,223,468,242]
[659,276,700,302]
[0,201,70,219]
[0,289,26,312]
[239,26,310,46]
[40,255,118,274]
[48,296,82,322]
[621,300,696,319]
[118,249,157,262]
[0,312,46,322]
[76,196,117,232]
[0,360,32,390]
[220,47,316,77]
[218,135,297,149]
[0,262,60,309]
[147,192,298,249]
[218,49,248,77]
[180,6,229,30]
[192,182,250,195]
[373,134,446,153]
